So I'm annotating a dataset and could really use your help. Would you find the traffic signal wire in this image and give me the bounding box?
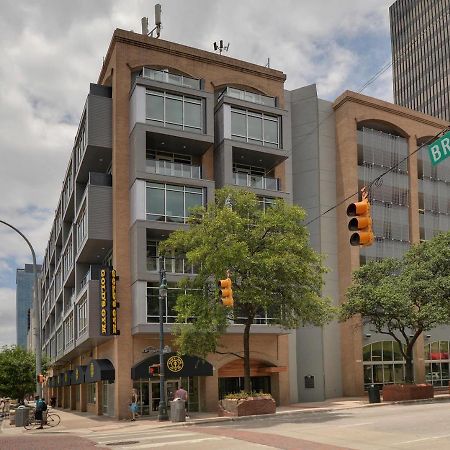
[303,125,450,227]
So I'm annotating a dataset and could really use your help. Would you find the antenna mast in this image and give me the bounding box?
[142,4,162,38]
[213,40,230,55]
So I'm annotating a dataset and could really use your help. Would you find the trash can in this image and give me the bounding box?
[367,384,380,403]
[15,406,30,427]
[170,400,186,422]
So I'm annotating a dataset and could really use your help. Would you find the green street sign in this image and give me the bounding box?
[428,131,450,166]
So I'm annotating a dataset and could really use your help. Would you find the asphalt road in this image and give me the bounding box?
[4,400,450,449]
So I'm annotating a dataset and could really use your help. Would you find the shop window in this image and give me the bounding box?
[363,341,407,389]
[424,340,450,386]
[87,383,96,403]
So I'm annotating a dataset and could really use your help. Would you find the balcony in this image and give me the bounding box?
[141,67,201,90]
[146,159,201,180]
[233,172,280,191]
[218,87,276,107]
[147,256,197,275]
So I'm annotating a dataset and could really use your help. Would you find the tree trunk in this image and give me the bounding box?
[243,319,251,393]
[405,347,414,384]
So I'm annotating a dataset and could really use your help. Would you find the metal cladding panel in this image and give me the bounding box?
[87,95,112,149]
[87,185,112,240]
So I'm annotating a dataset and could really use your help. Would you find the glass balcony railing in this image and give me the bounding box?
[141,67,201,90]
[233,172,279,191]
[218,87,276,107]
[147,256,197,274]
[146,159,201,179]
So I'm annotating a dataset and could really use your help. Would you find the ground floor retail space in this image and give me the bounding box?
[44,334,290,419]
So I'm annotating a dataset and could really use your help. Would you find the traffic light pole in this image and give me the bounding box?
[0,220,42,399]
[158,256,169,421]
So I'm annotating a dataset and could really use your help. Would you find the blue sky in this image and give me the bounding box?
[0,0,395,346]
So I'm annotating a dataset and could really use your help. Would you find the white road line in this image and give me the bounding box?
[98,432,199,444]
[80,428,182,439]
[117,436,224,449]
[396,433,450,445]
[336,422,375,428]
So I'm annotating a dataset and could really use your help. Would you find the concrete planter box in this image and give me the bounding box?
[382,384,434,401]
[218,396,276,417]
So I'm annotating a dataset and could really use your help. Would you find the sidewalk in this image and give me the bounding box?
[2,393,450,436]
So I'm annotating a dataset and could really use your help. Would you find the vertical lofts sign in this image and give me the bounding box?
[100,267,120,336]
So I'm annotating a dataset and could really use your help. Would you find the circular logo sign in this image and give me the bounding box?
[167,356,184,372]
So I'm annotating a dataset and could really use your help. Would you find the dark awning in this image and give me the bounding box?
[56,373,64,387]
[84,359,115,383]
[63,370,73,386]
[131,352,213,380]
[47,376,54,388]
[71,365,86,385]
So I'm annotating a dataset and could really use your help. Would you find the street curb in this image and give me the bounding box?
[115,395,450,430]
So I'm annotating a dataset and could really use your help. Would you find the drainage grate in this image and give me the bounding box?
[106,441,139,446]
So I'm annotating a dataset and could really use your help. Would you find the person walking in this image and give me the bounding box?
[130,388,139,421]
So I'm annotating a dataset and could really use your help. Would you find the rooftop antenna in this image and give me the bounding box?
[265,58,270,68]
[142,4,162,38]
[213,40,230,55]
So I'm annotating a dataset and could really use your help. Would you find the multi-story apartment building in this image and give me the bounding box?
[291,84,449,398]
[16,264,41,348]
[40,27,450,419]
[390,0,450,120]
[41,29,293,418]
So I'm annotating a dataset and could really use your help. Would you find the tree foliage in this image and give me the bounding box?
[160,187,334,391]
[0,346,38,400]
[341,231,450,383]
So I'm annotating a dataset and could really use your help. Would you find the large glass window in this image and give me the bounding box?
[424,340,450,386]
[146,182,205,223]
[77,298,88,337]
[231,107,280,148]
[87,383,96,403]
[363,341,407,389]
[146,90,203,133]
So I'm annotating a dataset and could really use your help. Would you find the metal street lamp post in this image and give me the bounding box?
[158,256,169,421]
[0,220,42,398]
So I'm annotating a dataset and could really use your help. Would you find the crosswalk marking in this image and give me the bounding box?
[117,436,224,449]
[97,432,199,444]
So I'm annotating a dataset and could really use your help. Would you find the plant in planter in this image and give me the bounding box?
[219,391,276,417]
[340,232,450,400]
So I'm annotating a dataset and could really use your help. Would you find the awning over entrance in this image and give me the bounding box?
[71,365,86,385]
[84,359,115,383]
[47,376,55,388]
[63,370,73,386]
[218,358,287,377]
[131,352,213,380]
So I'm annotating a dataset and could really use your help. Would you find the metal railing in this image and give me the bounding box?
[233,172,279,191]
[147,256,197,274]
[141,67,201,90]
[146,159,201,179]
[218,87,276,107]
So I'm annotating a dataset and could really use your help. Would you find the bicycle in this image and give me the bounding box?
[23,410,61,430]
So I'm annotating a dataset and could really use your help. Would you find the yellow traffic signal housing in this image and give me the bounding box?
[218,278,233,307]
[347,198,374,246]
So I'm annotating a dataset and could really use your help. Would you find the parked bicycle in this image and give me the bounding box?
[23,409,61,430]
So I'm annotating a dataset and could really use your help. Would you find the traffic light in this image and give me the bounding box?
[149,364,160,377]
[37,374,44,383]
[347,196,374,247]
[218,278,233,307]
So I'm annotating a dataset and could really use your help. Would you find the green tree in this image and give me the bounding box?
[340,231,450,384]
[160,188,334,392]
[0,346,37,400]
